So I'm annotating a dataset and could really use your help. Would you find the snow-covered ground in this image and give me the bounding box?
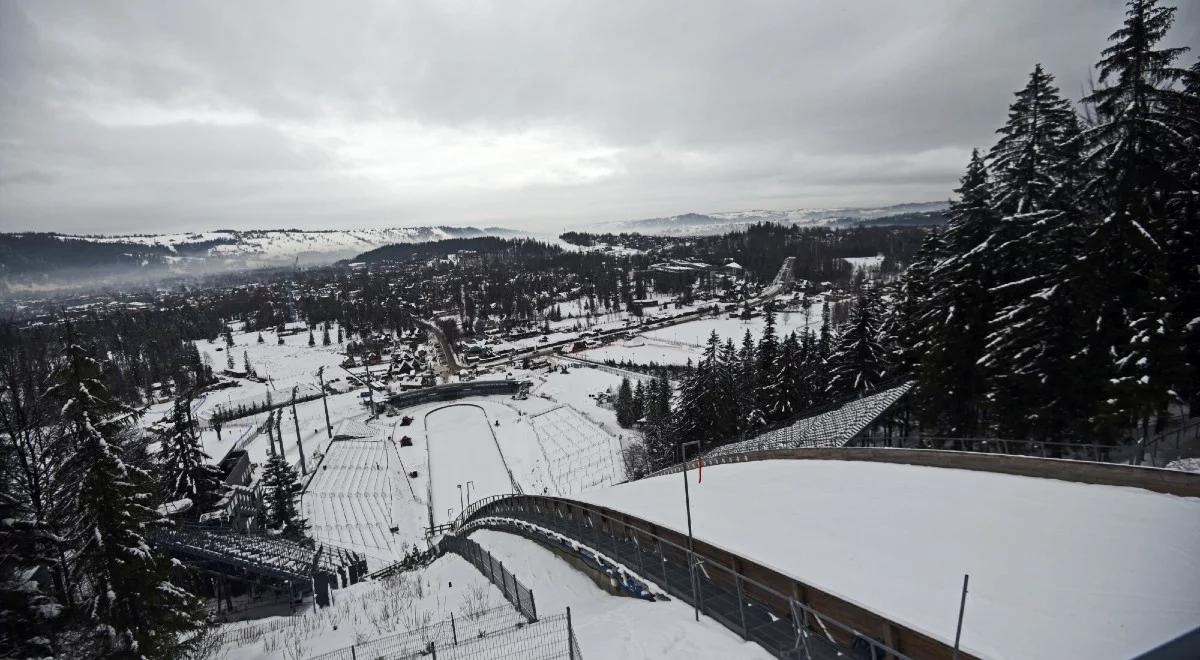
[221,552,512,660]
[641,304,822,347]
[427,404,516,525]
[469,529,773,660]
[576,459,1200,660]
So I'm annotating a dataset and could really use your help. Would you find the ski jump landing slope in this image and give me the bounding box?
[576,459,1200,660]
[426,404,516,526]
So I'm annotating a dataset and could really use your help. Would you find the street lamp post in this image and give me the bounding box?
[465,481,475,508]
[457,484,465,514]
[680,440,701,622]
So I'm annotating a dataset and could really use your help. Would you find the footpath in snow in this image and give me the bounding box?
[576,459,1200,660]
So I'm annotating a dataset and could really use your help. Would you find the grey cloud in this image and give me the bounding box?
[1,0,1196,233]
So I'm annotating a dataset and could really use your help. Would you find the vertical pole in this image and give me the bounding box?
[291,388,307,475]
[681,441,699,622]
[450,611,458,646]
[566,606,576,660]
[317,367,332,438]
[736,574,748,640]
[952,574,969,660]
[364,364,375,414]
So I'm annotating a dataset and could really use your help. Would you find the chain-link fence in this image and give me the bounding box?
[419,610,582,660]
[307,605,525,660]
[438,534,537,622]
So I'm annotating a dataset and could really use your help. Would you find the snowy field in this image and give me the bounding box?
[426,404,517,525]
[220,552,511,660]
[576,336,701,366]
[641,304,822,347]
[577,459,1200,660]
[469,529,772,660]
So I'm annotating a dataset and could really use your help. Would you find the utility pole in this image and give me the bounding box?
[291,387,307,475]
[363,364,376,415]
[266,410,276,457]
[680,440,701,622]
[317,366,332,438]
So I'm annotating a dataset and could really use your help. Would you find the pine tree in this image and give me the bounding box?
[631,379,645,423]
[0,489,61,658]
[261,453,309,543]
[243,350,255,378]
[828,287,889,397]
[768,332,805,419]
[615,377,635,427]
[979,65,1104,441]
[308,327,316,347]
[1080,0,1193,436]
[336,325,343,344]
[46,337,203,658]
[225,347,234,371]
[158,398,227,517]
[322,324,332,346]
[755,302,780,421]
[917,150,998,435]
[816,302,833,364]
[884,232,943,376]
[737,329,765,432]
[256,332,264,344]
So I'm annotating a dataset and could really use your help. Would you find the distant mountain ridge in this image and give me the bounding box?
[0,225,525,288]
[596,201,950,235]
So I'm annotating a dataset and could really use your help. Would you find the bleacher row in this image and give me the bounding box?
[152,526,367,604]
[706,381,915,459]
[529,406,624,495]
[304,439,403,567]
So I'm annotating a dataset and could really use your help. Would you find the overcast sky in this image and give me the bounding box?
[1,1,1196,234]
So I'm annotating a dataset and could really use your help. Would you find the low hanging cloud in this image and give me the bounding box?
[1,0,1196,234]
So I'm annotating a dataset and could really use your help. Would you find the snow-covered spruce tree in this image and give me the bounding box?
[816,302,833,365]
[45,338,203,659]
[615,377,635,427]
[828,286,888,397]
[308,327,315,347]
[917,150,998,436]
[158,398,227,517]
[673,334,735,452]
[261,453,309,543]
[737,329,765,433]
[0,486,62,657]
[767,332,806,419]
[642,373,675,471]
[632,379,645,422]
[322,324,332,346]
[882,232,944,377]
[755,302,781,423]
[978,65,1107,441]
[1171,60,1200,412]
[1079,0,1193,437]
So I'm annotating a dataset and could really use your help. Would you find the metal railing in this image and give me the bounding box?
[439,534,537,623]
[456,496,920,660]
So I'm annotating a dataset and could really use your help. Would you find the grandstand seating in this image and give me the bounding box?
[706,381,914,459]
[304,439,404,567]
[528,406,625,495]
[152,526,366,606]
